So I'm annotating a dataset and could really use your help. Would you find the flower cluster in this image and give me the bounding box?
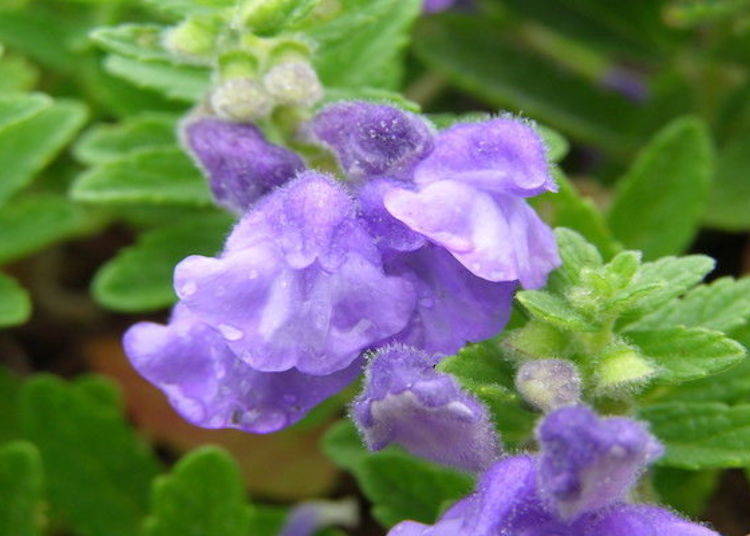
[389,406,719,536]
[124,101,559,433]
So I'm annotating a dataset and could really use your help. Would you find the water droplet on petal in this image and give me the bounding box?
[218,324,244,341]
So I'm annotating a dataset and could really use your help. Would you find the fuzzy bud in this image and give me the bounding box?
[210,77,273,122]
[515,359,582,412]
[263,60,323,108]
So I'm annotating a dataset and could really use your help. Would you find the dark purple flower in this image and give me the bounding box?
[123,304,360,433]
[174,172,416,375]
[352,345,501,472]
[182,117,305,213]
[308,101,435,181]
[388,406,717,536]
[601,67,650,103]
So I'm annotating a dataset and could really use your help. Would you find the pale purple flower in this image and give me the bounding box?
[174,172,416,375]
[388,406,717,536]
[182,117,305,213]
[515,359,582,413]
[384,118,560,288]
[123,304,360,433]
[352,345,501,472]
[279,498,358,536]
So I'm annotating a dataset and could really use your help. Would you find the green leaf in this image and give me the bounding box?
[322,420,474,527]
[71,147,212,206]
[545,228,603,292]
[308,0,421,89]
[705,120,750,230]
[0,54,39,93]
[607,116,714,259]
[413,15,642,156]
[537,125,569,163]
[516,290,598,332]
[652,466,719,517]
[620,255,715,324]
[0,273,31,327]
[0,94,49,130]
[359,451,474,527]
[92,24,175,64]
[627,327,746,382]
[246,506,287,536]
[144,447,251,536]
[20,375,161,536]
[140,0,236,19]
[629,277,750,333]
[74,113,178,165]
[0,441,44,536]
[534,176,621,260]
[438,341,534,447]
[645,356,750,405]
[640,402,750,469]
[93,213,232,312]
[0,194,96,265]
[0,98,87,205]
[103,55,209,102]
[0,366,22,442]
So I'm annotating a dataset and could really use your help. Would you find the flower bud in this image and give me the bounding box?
[263,59,323,108]
[280,498,358,536]
[595,345,655,394]
[163,15,220,61]
[210,77,273,122]
[515,359,582,413]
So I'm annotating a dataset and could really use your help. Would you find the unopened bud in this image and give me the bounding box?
[596,345,655,394]
[515,359,582,413]
[163,15,220,61]
[263,60,323,108]
[210,78,273,122]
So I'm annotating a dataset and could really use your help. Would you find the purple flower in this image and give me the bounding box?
[388,406,717,536]
[352,345,501,472]
[174,172,416,375]
[515,359,582,413]
[279,498,358,536]
[123,304,360,433]
[384,118,560,288]
[601,67,650,103]
[182,117,305,213]
[308,101,435,182]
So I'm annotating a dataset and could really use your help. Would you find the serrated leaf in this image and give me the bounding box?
[71,147,212,206]
[0,194,96,265]
[144,447,251,536]
[322,421,473,528]
[20,375,161,536]
[608,116,714,259]
[0,441,44,536]
[92,24,175,64]
[627,327,746,382]
[0,94,49,130]
[620,255,715,324]
[629,277,750,333]
[413,14,643,156]
[646,357,750,405]
[93,213,232,312]
[0,98,87,205]
[0,273,31,327]
[103,55,209,102]
[74,113,178,165]
[307,0,421,89]
[640,402,750,468]
[516,290,598,332]
[545,227,604,292]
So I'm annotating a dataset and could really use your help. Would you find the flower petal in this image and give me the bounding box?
[123,305,360,433]
[536,406,664,520]
[353,345,501,472]
[413,118,556,197]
